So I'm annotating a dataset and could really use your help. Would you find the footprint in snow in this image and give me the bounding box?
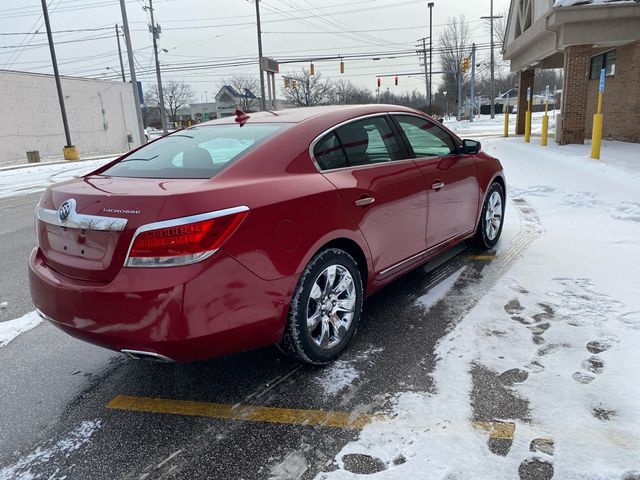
[581,356,605,374]
[518,457,554,480]
[586,339,612,354]
[572,371,596,384]
[504,298,525,315]
[611,202,640,223]
[341,454,386,474]
[619,311,640,329]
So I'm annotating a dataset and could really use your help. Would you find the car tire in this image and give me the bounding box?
[280,248,363,365]
[474,181,505,250]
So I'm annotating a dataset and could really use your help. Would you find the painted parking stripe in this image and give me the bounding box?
[467,255,497,261]
[107,395,382,430]
[472,420,516,440]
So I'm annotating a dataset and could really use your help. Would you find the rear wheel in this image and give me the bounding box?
[474,182,505,250]
[280,248,363,365]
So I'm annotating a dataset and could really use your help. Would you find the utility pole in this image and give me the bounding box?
[40,0,76,159]
[470,43,476,122]
[147,0,168,134]
[428,2,434,109]
[481,2,502,119]
[422,37,429,109]
[119,0,145,145]
[115,24,126,82]
[255,0,266,111]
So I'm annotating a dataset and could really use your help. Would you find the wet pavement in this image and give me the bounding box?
[0,192,546,479]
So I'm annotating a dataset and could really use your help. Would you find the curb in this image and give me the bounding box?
[0,153,123,173]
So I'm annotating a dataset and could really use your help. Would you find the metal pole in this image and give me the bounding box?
[457,70,462,121]
[490,0,495,119]
[428,2,434,109]
[470,43,476,122]
[255,0,266,111]
[148,0,168,134]
[422,38,429,109]
[115,24,126,82]
[119,0,145,144]
[40,0,72,148]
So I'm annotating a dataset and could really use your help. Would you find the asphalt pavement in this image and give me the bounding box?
[0,192,538,480]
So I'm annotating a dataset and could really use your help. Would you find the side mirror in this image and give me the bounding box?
[462,139,481,154]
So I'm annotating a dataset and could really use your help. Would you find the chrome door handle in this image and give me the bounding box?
[431,181,445,191]
[354,196,375,207]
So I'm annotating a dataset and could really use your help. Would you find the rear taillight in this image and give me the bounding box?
[125,207,248,267]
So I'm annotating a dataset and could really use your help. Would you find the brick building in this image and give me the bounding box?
[503,0,640,144]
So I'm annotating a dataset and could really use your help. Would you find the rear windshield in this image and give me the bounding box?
[100,124,289,179]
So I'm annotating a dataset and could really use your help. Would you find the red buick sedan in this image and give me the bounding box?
[29,105,505,364]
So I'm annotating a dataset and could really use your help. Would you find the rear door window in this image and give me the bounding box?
[100,124,288,179]
[334,116,404,167]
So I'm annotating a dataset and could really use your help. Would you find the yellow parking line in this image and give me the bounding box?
[472,421,516,440]
[467,255,497,261]
[107,395,381,430]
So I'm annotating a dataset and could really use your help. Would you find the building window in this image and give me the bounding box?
[515,0,532,37]
[590,50,616,80]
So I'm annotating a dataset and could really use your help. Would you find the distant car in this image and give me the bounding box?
[29,105,506,364]
[144,127,163,142]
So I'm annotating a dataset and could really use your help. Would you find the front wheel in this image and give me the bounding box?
[280,248,363,365]
[474,182,505,250]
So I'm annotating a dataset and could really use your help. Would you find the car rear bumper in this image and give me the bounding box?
[29,248,295,362]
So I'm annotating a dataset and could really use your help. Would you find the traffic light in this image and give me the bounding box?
[377,77,381,88]
[284,77,290,88]
[292,79,297,89]
[340,61,345,74]
[394,75,399,86]
[462,56,470,73]
[310,63,315,76]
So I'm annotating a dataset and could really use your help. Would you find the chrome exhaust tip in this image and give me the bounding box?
[121,349,175,363]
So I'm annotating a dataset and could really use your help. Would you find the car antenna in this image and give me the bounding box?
[234,109,250,127]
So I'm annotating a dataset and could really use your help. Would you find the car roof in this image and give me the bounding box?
[199,104,427,126]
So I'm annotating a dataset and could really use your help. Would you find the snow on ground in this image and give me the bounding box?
[0,311,42,347]
[0,420,103,480]
[415,268,466,309]
[314,347,383,397]
[317,137,640,479]
[0,157,116,200]
[445,112,555,138]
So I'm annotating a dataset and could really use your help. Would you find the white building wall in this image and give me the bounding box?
[0,70,141,162]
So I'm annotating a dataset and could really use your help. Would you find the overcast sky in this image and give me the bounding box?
[0,0,510,100]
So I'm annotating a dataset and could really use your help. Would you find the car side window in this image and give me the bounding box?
[334,117,403,167]
[395,115,456,157]
[313,132,348,170]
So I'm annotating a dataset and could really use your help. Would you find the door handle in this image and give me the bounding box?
[354,196,375,207]
[431,181,445,191]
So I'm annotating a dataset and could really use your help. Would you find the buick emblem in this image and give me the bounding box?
[58,199,74,223]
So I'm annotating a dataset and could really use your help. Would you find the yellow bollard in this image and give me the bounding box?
[63,145,80,161]
[591,113,603,160]
[541,115,549,146]
[504,108,509,137]
[524,111,531,143]
[591,88,604,160]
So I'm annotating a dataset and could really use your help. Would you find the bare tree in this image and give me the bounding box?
[149,80,195,125]
[438,15,470,105]
[485,10,508,49]
[219,75,260,111]
[329,80,374,105]
[283,69,333,107]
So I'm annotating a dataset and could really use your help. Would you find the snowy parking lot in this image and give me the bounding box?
[1,132,639,479]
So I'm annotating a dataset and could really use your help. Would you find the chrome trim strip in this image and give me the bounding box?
[378,250,429,276]
[37,199,128,232]
[121,349,175,363]
[123,205,250,267]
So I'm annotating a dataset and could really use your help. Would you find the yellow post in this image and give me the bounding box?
[591,69,605,160]
[504,97,509,137]
[63,145,80,161]
[541,90,549,146]
[591,93,604,159]
[524,87,532,143]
